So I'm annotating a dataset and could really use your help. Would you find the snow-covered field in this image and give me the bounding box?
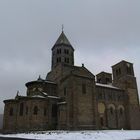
[0,130,140,140]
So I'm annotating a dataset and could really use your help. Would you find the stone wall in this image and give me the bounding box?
[96,86,127,129]
[58,72,96,130]
[3,97,58,133]
[127,105,140,130]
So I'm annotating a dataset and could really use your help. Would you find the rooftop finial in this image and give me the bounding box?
[15,90,19,99]
[38,75,41,80]
[62,24,64,32]
[38,75,43,81]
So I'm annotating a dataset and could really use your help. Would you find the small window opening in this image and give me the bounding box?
[57,49,61,54]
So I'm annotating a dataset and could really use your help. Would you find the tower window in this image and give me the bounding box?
[119,68,121,74]
[57,49,61,54]
[19,103,24,116]
[116,69,118,76]
[57,57,61,63]
[127,65,132,75]
[65,58,69,63]
[33,106,38,115]
[9,108,13,116]
[116,68,121,76]
[64,49,69,54]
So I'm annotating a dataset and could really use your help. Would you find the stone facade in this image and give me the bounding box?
[2,31,140,133]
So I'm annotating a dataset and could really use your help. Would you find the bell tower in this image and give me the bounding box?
[51,31,74,70]
[112,60,139,105]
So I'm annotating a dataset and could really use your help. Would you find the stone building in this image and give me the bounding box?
[2,31,140,133]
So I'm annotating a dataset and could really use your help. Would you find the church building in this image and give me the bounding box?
[2,31,140,133]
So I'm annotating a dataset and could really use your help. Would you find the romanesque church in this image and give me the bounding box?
[3,31,140,133]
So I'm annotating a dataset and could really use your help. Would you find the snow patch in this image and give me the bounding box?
[0,130,140,140]
[96,83,120,90]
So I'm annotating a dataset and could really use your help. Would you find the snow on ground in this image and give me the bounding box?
[0,130,140,140]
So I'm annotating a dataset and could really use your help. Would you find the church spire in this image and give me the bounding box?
[51,30,75,69]
[52,31,72,48]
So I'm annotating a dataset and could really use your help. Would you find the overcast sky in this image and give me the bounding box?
[0,0,140,113]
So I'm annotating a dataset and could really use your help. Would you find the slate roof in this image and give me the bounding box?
[52,31,74,50]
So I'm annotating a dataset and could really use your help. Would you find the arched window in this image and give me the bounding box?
[120,108,123,115]
[33,106,38,115]
[57,57,61,63]
[110,107,114,115]
[26,106,28,115]
[64,58,69,63]
[117,105,124,116]
[57,49,61,54]
[9,108,13,116]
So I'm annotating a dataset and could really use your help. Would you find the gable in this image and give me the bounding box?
[71,66,95,79]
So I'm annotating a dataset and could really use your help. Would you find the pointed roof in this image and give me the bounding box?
[55,31,71,45]
[52,31,74,50]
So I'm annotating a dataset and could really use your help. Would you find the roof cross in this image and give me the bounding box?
[62,24,64,32]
